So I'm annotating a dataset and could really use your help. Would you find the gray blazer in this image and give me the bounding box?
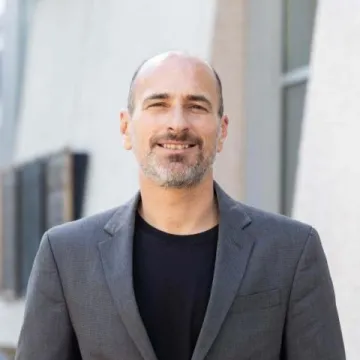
[16,184,345,360]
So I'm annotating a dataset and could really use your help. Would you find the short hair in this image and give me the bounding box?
[127,59,224,118]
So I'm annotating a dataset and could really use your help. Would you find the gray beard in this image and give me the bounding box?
[140,150,216,189]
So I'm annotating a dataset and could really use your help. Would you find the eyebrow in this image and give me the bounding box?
[143,93,171,103]
[143,93,213,109]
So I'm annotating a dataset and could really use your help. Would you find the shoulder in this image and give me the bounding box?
[235,201,315,248]
[44,191,140,253]
[216,182,316,248]
[46,206,119,250]
[242,202,311,232]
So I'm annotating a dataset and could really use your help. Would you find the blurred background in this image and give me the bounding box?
[0,0,359,358]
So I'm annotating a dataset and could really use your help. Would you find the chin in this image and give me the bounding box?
[159,179,201,189]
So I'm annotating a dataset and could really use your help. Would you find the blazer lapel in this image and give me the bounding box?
[191,184,254,360]
[98,194,158,360]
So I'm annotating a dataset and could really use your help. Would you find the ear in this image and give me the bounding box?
[217,115,229,153]
[120,110,132,150]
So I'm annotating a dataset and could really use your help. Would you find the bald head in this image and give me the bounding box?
[127,52,224,118]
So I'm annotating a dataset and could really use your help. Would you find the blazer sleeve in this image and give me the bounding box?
[15,232,80,360]
[283,227,346,360]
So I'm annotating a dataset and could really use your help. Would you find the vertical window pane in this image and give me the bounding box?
[45,151,73,230]
[282,82,306,215]
[19,160,45,296]
[284,0,317,71]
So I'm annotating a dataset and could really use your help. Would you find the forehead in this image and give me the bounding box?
[133,56,218,102]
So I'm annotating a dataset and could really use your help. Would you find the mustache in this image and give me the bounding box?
[150,132,203,148]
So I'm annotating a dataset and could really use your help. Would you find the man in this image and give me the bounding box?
[16,52,345,360]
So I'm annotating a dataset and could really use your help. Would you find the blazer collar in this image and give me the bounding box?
[103,181,252,236]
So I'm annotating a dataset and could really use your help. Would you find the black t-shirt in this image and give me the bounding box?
[133,213,218,360]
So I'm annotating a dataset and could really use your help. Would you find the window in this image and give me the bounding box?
[0,150,88,298]
[281,0,318,215]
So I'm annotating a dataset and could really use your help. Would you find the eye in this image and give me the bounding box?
[189,104,207,111]
[148,102,167,108]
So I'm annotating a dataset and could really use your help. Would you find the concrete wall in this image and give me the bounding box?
[14,0,218,216]
[4,0,219,347]
[293,1,360,357]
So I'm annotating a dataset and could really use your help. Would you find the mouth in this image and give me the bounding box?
[157,143,197,150]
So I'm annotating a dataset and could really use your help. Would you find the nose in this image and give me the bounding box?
[167,106,189,132]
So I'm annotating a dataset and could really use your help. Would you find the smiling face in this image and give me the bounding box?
[121,53,228,188]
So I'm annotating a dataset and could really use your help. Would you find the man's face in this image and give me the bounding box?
[121,56,228,188]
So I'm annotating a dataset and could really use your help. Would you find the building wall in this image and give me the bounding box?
[211,0,246,201]
[293,0,360,357]
[14,0,217,216]
[0,0,28,168]
[0,300,24,349]
[3,0,224,347]
[243,0,283,213]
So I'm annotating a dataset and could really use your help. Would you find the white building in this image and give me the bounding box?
[0,0,359,358]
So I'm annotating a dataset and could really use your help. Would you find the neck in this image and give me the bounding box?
[138,173,218,235]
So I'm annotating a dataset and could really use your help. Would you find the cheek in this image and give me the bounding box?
[198,125,221,148]
[131,124,154,152]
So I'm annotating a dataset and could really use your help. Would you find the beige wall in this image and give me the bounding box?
[211,0,246,201]
[293,1,360,357]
